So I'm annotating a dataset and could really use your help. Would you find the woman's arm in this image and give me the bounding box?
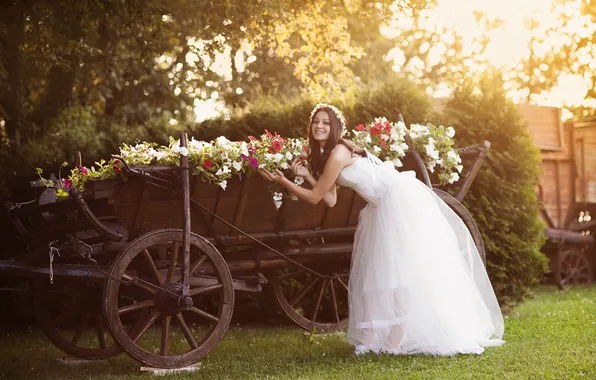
[261,148,348,206]
[303,173,337,207]
[303,172,337,207]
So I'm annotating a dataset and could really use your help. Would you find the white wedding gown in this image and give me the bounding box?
[336,153,505,356]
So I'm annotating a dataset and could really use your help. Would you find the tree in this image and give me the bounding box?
[504,0,596,120]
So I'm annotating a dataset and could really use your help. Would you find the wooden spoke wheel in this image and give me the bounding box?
[558,247,593,287]
[270,258,350,333]
[103,229,234,369]
[34,280,122,360]
[433,189,486,265]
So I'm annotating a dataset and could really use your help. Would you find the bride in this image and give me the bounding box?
[259,104,505,356]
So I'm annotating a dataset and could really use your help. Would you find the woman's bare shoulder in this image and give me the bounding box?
[330,144,352,159]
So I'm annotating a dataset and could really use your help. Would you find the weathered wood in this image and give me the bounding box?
[103,229,235,369]
[544,228,595,245]
[0,261,106,280]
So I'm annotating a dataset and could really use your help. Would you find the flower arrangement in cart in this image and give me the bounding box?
[41,118,463,208]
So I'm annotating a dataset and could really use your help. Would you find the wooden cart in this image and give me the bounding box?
[1,122,491,368]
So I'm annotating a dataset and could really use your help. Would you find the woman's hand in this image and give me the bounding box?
[259,168,285,182]
[291,158,311,178]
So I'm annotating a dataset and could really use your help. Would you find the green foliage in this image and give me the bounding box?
[441,75,549,305]
[0,106,181,198]
[1,286,596,379]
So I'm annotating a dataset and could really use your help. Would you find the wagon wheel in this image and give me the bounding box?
[270,243,350,333]
[103,229,234,369]
[34,280,122,360]
[433,189,486,265]
[558,247,593,287]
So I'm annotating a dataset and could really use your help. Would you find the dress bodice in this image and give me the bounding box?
[337,153,416,205]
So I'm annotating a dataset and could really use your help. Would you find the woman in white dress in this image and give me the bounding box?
[259,104,505,356]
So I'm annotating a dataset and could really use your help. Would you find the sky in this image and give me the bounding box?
[384,0,594,119]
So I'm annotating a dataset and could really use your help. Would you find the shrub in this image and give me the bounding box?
[440,75,548,305]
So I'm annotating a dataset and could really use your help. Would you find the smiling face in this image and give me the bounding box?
[310,110,331,146]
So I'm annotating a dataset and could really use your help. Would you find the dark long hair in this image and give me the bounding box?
[307,106,366,177]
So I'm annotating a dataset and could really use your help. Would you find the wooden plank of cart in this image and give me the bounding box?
[0,117,491,369]
[521,104,596,287]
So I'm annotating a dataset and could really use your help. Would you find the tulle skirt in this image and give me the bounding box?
[347,170,505,356]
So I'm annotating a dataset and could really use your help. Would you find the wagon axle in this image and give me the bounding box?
[155,282,193,315]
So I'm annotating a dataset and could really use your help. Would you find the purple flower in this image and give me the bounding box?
[240,154,248,161]
[78,166,89,175]
[248,144,255,155]
[249,157,259,168]
[63,178,72,188]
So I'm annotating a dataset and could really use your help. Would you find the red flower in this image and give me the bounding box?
[383,122,392,134]
[203,159,212,169]
[271,138,282,153]
[380,138,389,149]
[264,129,273,138]
[371,124,382,135]
[248,136,257,141]
[63,178,72,188]
[303,145,310,153]
[112,160,122,173]
[78,166,89,175]
[355,124,366,131]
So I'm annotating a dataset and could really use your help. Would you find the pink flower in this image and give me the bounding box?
[63,178,72,188]
[78,166,89,175]
[249,157,259,168]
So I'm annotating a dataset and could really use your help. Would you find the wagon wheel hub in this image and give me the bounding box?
[155,282,193,316]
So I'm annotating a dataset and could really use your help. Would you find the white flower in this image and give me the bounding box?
[273,192,283,201]
[425,144,439,160]
[365,135,372,144]
[395,121,406,132]
[446,126,455,138]
[447,150,462,164]
[280,162,289,170]
[218,180,228,190]
[215,166,231,176]
[232,161,243,171]
[239,142,249,157]
[456,165,463,173]
[273,153,284,163]
[179,147,189,157]
[449,172,460,183]
[216,136,231,146]
[373,145,382,153]
[294,176,304,185]
[389,143,405,156]
[427,160,436,173]
[285,151,293,160]
[392,158,403,167]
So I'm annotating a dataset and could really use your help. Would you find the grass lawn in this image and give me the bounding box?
[0,286,595,379]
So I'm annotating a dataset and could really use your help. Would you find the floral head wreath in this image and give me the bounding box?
[309,103,348,137]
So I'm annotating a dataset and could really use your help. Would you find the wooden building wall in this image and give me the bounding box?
[573,121,596,205]
[518,105,575,228]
